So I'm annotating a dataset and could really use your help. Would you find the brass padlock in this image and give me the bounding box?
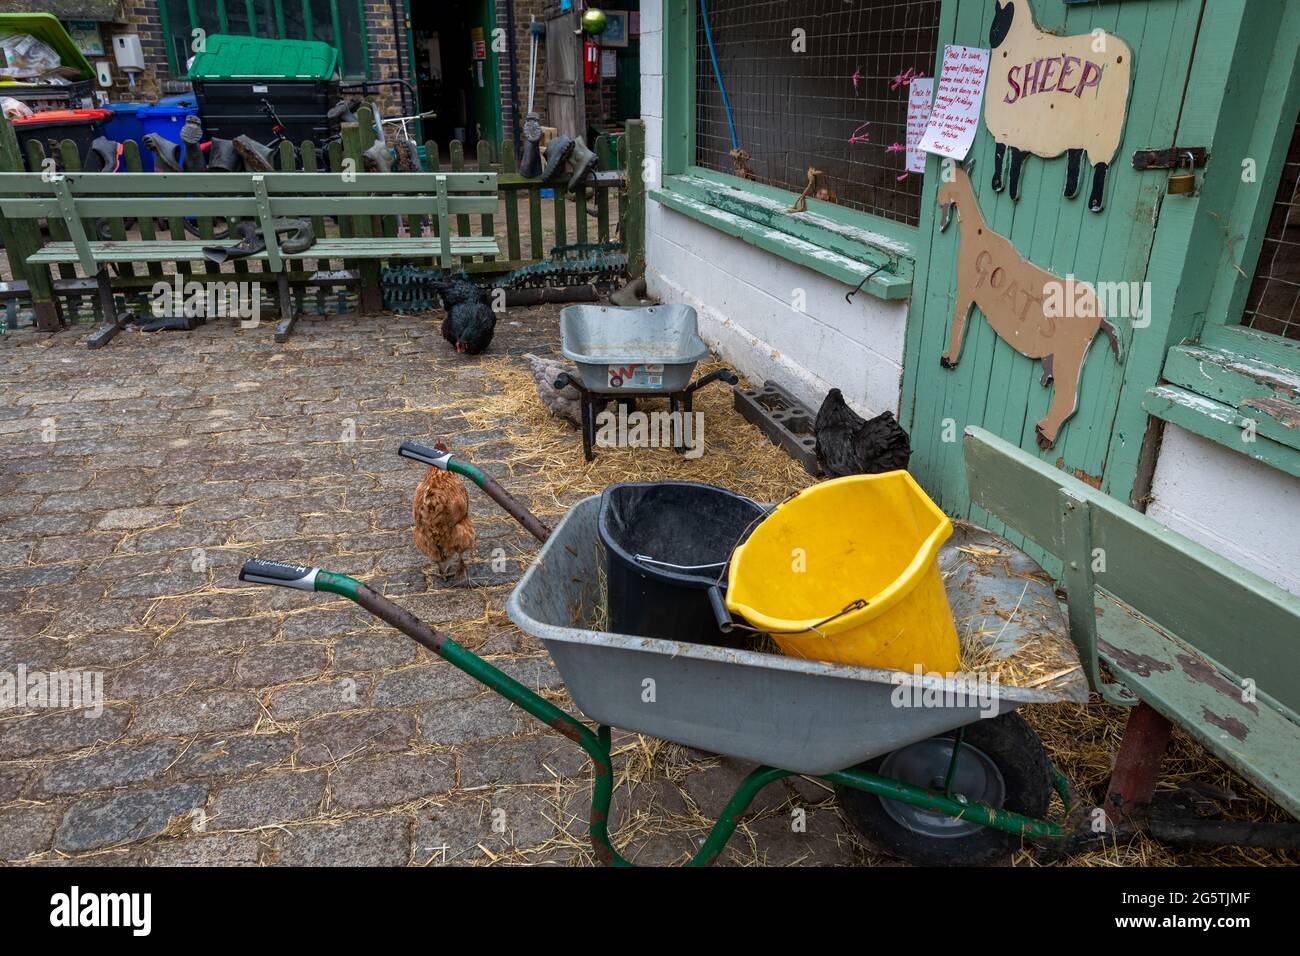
[1168,151,1197,195]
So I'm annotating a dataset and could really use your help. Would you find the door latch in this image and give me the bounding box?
[1132,148,1207,197]
[1130,147,1209,170]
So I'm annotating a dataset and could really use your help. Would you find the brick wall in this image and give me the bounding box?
[498,0,545,149]
[102,4,176,103]
[363,0,410,119]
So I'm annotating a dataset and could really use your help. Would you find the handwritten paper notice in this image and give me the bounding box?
[918,45,990,160]
[905,78,934,174]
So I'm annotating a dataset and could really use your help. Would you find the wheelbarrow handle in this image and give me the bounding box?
[553,371,590,395]
[398,440,551,543]
[398,439,454,470]
[683,368,739,397]
[237,559,605,774]
[238,558,320,591]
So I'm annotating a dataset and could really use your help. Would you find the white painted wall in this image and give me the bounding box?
[638,3,906,418]
[1147,425,1300,596]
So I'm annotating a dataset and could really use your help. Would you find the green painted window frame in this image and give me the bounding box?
[1145,4,1300,474]
[158,0,370,81]
[652,0,956,300]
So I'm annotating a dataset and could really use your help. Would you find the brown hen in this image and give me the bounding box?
[412,442,475,579]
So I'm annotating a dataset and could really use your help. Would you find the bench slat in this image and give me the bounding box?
[27,237,500,265]
[1095,590,1300,819]
[0,195,495,219]
[0,171,497,195]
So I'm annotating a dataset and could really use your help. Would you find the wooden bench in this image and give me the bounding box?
[0,171,498,346]
[964,426,1300,824]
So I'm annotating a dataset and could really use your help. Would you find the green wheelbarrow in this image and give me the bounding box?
[238,444,1091,866]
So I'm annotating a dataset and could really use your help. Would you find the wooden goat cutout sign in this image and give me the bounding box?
[984,0,1131,212]
[937,165,1120,449]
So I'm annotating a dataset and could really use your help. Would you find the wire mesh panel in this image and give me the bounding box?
[1241,111,1300,341]
[696,0,940,226]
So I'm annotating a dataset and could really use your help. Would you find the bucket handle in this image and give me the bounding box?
[707,586,735,634]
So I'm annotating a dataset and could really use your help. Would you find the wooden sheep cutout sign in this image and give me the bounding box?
[984,0,1132,212]
[937,163,1121,449]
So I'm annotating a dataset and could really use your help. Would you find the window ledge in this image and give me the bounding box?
[1143,385,1300,477]
[651,174,914,301]
[1160,344,1300,450]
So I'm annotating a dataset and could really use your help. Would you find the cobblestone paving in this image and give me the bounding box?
[0,310,865,866]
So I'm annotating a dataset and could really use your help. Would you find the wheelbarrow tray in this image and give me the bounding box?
[507,495,1086,776]
[560,304,710,394]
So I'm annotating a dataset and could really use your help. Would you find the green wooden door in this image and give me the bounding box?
[902,0,1205,530]
[471,0,503,148]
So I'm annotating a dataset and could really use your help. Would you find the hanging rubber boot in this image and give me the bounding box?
[180,115,206,172]
[233,135,276,172]
[363,140,392,173]
[394,139,422,172]
[566,136,598,194]
[83,136,123,173]
[328,97,361,129]
[85,138,125,242]
[519,113,543,178]
[143,133,184,173]
[206,138,242,172]
[541,135,574,182]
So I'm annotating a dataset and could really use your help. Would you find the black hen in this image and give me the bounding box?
[814,388,912,477]
[432,275,485,309]
[433,276,496,354]
[441,301,497,354]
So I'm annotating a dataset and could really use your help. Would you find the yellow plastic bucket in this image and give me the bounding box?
[725,472,960,673]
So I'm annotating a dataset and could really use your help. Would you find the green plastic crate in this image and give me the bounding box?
[187,34,339,82]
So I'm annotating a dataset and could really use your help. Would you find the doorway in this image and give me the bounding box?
[408,0,502,160]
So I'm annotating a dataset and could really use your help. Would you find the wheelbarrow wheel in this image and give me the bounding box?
[835,712,1052,866]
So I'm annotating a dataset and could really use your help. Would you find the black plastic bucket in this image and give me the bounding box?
[598,482,767,648]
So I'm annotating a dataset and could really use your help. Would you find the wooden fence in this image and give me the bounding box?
[0,109,645,329]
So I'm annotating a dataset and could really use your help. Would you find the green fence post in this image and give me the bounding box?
[450,139,473,267]
[595,133,611,244]
[625,119,646,279]
[477,138,496,262]
[343,117,382,313]
[0,114,58,330]
[501,141,522,263]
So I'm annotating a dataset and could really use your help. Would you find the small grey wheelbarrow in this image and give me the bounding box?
[556,304,739,461]
[241,444,1091,867]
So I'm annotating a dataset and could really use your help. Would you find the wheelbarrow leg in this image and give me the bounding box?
[584,395,602,462]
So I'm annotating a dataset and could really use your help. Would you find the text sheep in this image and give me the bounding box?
[983,0,1132,212]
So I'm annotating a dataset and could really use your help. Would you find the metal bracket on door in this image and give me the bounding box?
[1130,148,1209,170]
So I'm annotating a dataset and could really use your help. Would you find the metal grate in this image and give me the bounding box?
[1241,112,1300,341]
[695,0,940,226]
